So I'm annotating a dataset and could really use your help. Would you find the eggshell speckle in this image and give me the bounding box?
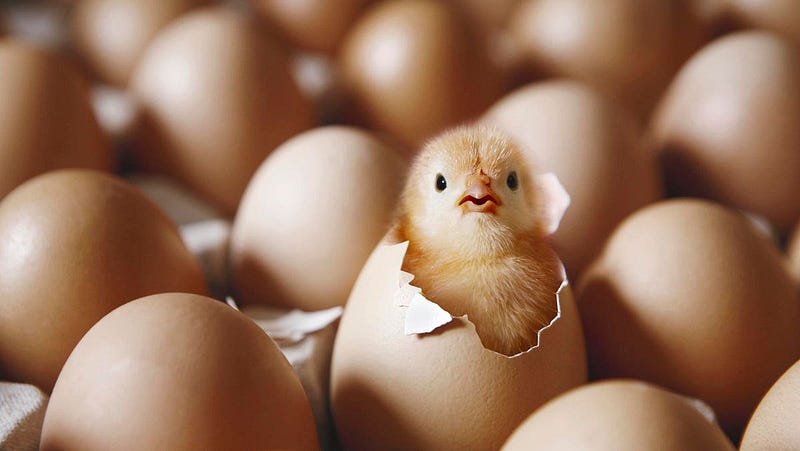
[0,40,111,200]
[40,293,318,451]
[502,380,735,450]
[70,0,208,86]
[740,358,800,450]
[230,126,406,310]
[651,31,800,234]
[330,241,587,450]
[484,80,662,277]
[339,0,502,147]
[131,7,313,215]
[577,199,800,437]
[0,170,207,392]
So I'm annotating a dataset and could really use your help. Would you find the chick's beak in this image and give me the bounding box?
[458,173,501,213]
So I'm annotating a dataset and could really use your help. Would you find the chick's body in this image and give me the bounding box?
[392,126,563,356]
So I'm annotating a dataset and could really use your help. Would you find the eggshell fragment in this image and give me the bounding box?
[484,80,662,277]
[330,241,587,450]
[577,199,800,438]
[651,31,800,234]
[502,380,735,450]
[230,126,406,310]
[250,0,370,52]
[70,0,208,86]
[130,7,313,215]
[0,40,111,200]
[339,0,503,147]
[0,170,207,393]
[740,359,800,450]
[40,293,318,451]
[509,0,704,117]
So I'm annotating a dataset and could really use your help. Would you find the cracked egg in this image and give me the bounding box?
[330,240,587,450]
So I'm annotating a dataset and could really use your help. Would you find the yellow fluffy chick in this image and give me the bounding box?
[389,125,566,356]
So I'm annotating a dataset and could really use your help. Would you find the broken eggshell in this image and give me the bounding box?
[330,236,587,450]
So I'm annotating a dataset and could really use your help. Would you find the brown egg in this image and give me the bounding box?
[251,0,371,53]
[70,0,208,87]
[503,380,734,450]
[339,0,503,147]
[331,242,587,450]
[787,221,800,282]
[723,0,800,42]
[131,7,314,215]
[577,199,800,438]
[0,40,111,201]
[651,31,800,234]
[444,0,520,31]
[510,0,704,117]
[740,359,800,450]
[230,126,406,310]
[483,80,662,278]
[40,293,318,451]
[0,170,207,393]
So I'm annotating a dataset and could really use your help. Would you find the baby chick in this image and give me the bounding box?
[390,125,566,356]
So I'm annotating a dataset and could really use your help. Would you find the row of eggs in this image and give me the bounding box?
[2,0,800,449]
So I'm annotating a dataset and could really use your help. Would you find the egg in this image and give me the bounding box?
[444,0,520,32]
[130,7,313,215]
[40,293,318,450]
[577,199,800,438]
[502,380,734,450]
[722,0,800,43]
[0,40,111,200]
[250,0,370,53]
[339,0,503,147]
[651,31,800,234]
[230,126,406,310]
[786,221,800,283]
[483,80,662,278]
[70,0,208,87]
[740,358,800,450]
[330,241,587,450]
[0,170,207,393]
[509,0,705,117]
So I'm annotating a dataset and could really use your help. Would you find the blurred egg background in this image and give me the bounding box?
[1,0,800,448]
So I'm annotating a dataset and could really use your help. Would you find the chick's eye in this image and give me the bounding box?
[435,173,447,192]
[507,171,518,191]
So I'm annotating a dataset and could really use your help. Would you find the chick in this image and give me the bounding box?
[389,125,565,356]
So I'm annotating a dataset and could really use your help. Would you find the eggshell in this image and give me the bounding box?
[0,40,111,200]
[250,0,370,53]
[0,170,207,393]
[70,0,208,87]
[484,80,662,278]
[509,0,704,117]
[339,0,503,147]
[40,293,318,451]
[651,31,800,234]
[740,359,800,450]
[786,221,800,283]
[444,0,519,31]
[130,7,314,215]
[502,380,735,450]
[723,0,800,42]
[577,199,800,438]
[230,126,406,310]
[330,241,587,450]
